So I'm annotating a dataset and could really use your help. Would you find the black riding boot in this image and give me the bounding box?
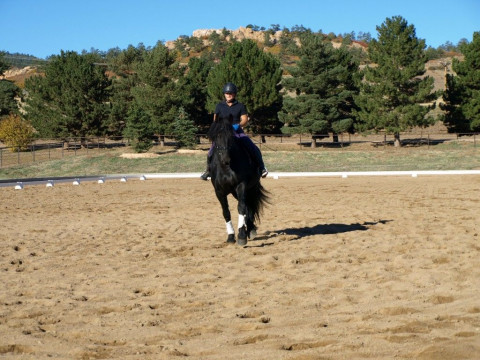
[200,156,212,181]
[253,146,268,178]
[240,137,268,179]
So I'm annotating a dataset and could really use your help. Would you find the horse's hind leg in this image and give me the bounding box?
[246,215,257,239]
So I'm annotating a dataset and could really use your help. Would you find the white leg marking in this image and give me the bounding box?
[238,214,246,229]
[226,221,235,235]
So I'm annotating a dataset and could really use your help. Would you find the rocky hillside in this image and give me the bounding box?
[165,26,368,52]
[3,27,461,94]
[165,26,280,49]
[165,26,459,92]
[1,66,39,87]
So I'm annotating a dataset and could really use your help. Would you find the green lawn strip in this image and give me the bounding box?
[0,144,478,180]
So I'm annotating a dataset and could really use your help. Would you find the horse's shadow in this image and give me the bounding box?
[249,220,392,244]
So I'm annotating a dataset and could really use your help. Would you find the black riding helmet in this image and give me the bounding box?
[223,82,238,94]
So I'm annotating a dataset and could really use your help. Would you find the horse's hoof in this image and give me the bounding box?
[237,237,247,246]
[226,234,236,244]
[249,229,257,239]
[238,226,248,246]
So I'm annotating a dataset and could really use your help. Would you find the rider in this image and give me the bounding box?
[200,82,268,180]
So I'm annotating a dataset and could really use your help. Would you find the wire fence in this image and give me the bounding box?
[0,137,128,169]
[0,132,478,169]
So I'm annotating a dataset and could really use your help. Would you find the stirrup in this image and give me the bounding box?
[261,168,268,178]
[200,171,210,181]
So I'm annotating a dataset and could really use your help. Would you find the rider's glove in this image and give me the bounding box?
[232,124,240,131]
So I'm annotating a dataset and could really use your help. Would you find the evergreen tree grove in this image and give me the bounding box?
[354,16,437,146]
[24,51,111,140]
[278,32,360,146]
[441,31,480,132]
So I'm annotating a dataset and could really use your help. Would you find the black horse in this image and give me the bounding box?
[207,115,269,246]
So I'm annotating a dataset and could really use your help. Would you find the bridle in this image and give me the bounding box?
[214,144,230,152]
[213,122,234,153]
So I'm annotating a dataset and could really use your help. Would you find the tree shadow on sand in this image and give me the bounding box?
[250,220,392,244]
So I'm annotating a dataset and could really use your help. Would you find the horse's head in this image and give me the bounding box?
[208,114,234,149]
[208,114,235,167]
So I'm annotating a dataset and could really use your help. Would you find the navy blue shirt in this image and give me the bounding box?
[214,100,248,125]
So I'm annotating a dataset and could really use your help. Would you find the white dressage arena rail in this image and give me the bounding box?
[1,170,480,189]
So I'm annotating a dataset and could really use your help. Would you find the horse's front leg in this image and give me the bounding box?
[235,183,248,246]
[216,191,235,244]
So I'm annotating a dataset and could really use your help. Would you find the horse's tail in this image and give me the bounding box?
[246,181,270,224]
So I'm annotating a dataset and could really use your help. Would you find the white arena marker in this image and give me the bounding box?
[73,179,80,185]
[14,182,24,190]
[46,180,54,188]
[273,175,279,180]
[120,177,127,182]
[342,174,348,178]
[139,175,147,181]
[412,173,418,178]
[98,178,105,184]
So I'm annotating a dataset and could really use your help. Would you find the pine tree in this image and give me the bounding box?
[441,32,480,132]
[0,53,21,117]
[179,55,214,133]
[123,102,153,153]
[172,107,197,148]
[0,52,10,75]
[207,40,283,138]
[278,32,360,146]
[106,44,145,137]
[355,16,437,146]
[106,75,136,136]
[0,80,20,117]
[24,51,111,140]
[132,42,183,141]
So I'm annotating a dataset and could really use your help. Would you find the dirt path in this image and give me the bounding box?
[1,176,479,359]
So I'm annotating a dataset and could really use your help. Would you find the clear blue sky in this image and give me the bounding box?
[1,0,478,59]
